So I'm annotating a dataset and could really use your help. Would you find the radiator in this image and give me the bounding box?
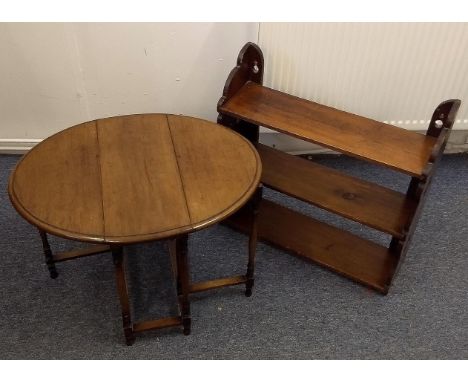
[258,23,468,133]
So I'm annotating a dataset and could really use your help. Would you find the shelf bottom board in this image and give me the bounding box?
[228,200,399,294]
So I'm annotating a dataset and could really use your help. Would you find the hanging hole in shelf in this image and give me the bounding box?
[252,62,259,74]
[434,120,444,129]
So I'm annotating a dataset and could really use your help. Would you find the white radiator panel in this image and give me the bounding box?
[258,23,468,131]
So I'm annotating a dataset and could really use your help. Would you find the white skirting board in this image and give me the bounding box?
[0,139,42,154]
[2,131,468,155]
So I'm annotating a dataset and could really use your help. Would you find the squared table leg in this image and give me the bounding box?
[111,245,136,346]
[174,234,191,335]
[245,185,263,297]
[38,229,58,279]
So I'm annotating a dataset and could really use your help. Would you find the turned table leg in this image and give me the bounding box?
[111,246,135,346]
[175,234,191,335]
[38,229,58,279]
[245,185,263,297]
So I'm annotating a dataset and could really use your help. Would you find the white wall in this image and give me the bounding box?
[2,22,467,154]
[0,22,258,150]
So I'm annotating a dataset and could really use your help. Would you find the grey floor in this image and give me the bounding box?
[1,153,467,359]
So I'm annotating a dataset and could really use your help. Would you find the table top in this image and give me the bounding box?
[9,114,261,244]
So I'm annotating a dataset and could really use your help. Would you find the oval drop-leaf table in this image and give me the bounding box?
[8,114,262,345]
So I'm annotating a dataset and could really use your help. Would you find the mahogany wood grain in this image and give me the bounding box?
[175,234,191,335]
[133,317,182,333]
[9,114,261,244]
[168,239,179,285]
[189,275,247,293]
[112,246,135,346]
[228,199,398,294]
[168,115,261,228]
[97,114,191,243]
[245,185,262,296]
[258,144,416,238]
[390,99,461,277]
[217,42,264,144]
[9,122,105,242]
[219,82,438,178]
[218,42,264,106]
[39,230,58,279]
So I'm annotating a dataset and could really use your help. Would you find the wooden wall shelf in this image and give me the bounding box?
[217,42,461,294]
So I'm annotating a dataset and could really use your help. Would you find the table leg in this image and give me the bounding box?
[111,246,135,346]
[175,234,191,335]
[245,185,263,297]
[168,239,181,296]
[38,229,58,279]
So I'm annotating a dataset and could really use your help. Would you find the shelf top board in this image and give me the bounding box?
[219,82,437,177]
